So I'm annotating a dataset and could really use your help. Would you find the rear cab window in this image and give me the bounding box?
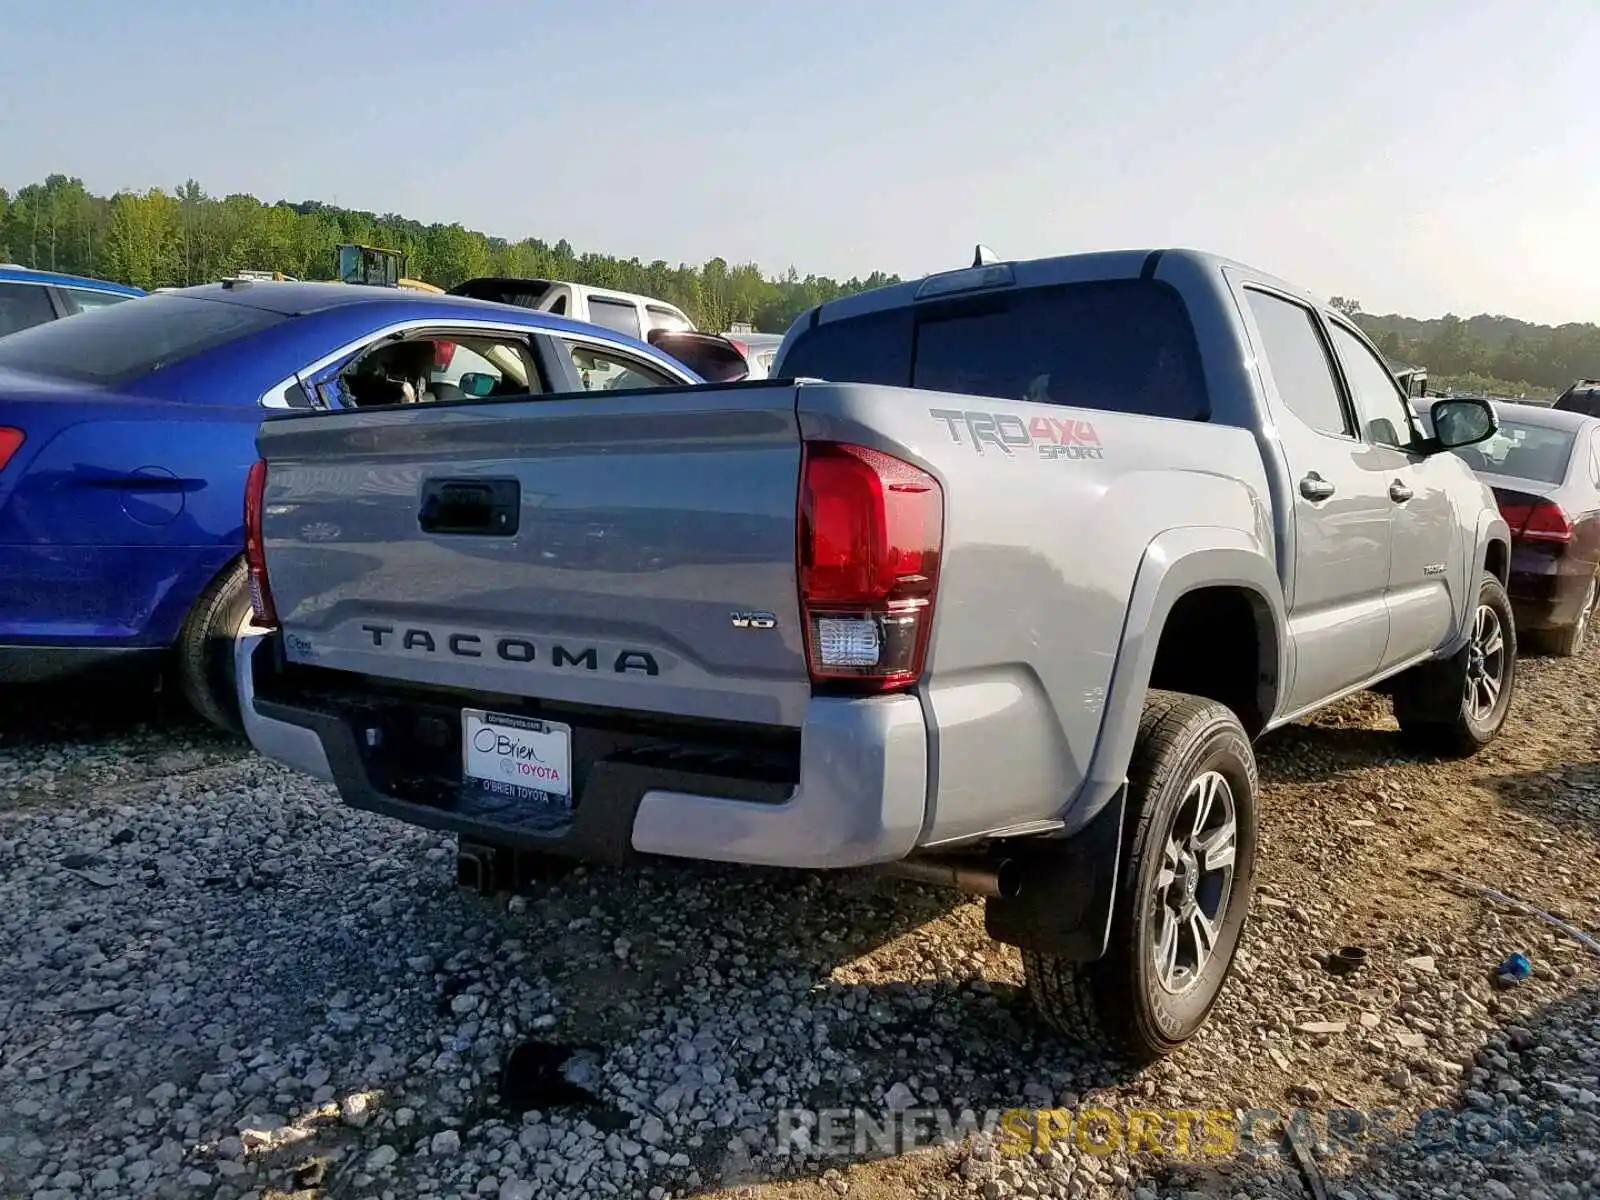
[0,293,285,386]
[777,279,1209,421]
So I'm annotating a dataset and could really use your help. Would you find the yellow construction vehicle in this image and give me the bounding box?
[335,243,440,292]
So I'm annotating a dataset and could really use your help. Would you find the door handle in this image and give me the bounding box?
[1389,480,1414,503]
[1299,472,1336,501]
[418,477,521,536]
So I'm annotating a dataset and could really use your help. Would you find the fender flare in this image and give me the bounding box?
[1064,526,1287,833]
[1457,509,1512,649]
[1475,508,1511,583]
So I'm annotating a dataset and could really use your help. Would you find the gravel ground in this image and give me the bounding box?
[1,642,1597,1200]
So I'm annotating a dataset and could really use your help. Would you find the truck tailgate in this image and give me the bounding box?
[255,383,811,728]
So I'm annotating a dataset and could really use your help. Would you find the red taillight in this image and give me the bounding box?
[244,459,278,626]
[433,340,456,370]
[798,442,943,693]
[0,427,23,472]
[1499,498,1572,543]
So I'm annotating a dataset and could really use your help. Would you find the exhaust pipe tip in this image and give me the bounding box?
[881,853,1020,900]
[992,858,1021,900]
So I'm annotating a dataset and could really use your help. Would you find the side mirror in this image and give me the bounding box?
[458,372,496,398]
[1427,397,1497,452]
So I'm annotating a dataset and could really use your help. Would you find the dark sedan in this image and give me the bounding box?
[1414,400,1600,655]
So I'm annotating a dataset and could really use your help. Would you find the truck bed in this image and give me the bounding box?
[249,376,1273,859]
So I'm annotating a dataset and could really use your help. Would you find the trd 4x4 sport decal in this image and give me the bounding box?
[930,408,1104,461]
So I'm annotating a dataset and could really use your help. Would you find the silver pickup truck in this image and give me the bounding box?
[237,248,1515,1061]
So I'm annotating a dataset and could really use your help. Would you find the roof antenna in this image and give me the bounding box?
[973,244,1000,267]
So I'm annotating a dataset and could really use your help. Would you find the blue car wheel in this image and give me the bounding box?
[173,557,251,732]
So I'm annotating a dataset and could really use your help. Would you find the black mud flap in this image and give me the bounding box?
[984,784,1127,962]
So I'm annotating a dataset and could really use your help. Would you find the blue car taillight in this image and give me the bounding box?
[0,427,23,472]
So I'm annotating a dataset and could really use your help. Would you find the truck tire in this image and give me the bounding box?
[173,558,251,734]
[1392,571,1516,756]
[1022,691,1258,1063]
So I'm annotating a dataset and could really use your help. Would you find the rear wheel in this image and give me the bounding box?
[1022,691,1258,1063]
[1392,571,1516,756]
[173,558,251,733]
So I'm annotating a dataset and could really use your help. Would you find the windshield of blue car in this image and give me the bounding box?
[1447,419,1576,484]
[0,293,286,386]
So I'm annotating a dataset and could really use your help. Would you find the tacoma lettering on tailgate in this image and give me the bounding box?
[358,623,660,676]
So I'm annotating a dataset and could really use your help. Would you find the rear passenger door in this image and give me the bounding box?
[1325,320,1460,669]
[1238,286,1393,712]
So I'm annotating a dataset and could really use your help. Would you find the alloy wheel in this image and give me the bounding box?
[1149,770,1238,995]
[1464,602,1507,722]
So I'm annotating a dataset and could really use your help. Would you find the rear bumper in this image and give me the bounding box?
[630,696,927,868]
[235,626,928,870]
[236,622,333,782]
[1507,548,1595,631]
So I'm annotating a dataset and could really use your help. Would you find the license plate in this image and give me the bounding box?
[461,709,572,810]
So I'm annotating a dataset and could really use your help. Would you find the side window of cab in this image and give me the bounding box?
[1327,322,1418,450]
[1242,289,1352,438]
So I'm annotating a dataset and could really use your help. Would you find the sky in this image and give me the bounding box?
[3,0,1597,325]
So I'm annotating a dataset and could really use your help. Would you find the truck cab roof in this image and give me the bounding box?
[796,248,1331,331]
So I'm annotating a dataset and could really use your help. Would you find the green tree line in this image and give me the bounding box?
[1330,297,1596,399]
[0,174,900,334]
[4,175,1596,389]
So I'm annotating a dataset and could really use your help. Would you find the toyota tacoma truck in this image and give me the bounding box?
[236,248,1514,1062]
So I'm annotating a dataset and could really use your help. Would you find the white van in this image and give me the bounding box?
[447,277,695,341]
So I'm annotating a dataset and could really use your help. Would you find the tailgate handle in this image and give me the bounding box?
[418,477,520,536]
